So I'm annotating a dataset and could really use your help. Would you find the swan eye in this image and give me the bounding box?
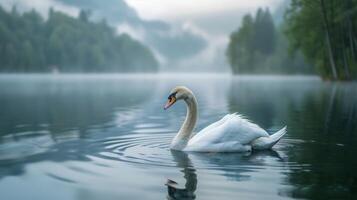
[168,92,177,100]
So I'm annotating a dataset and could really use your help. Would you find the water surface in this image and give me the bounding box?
[0,74,356,199]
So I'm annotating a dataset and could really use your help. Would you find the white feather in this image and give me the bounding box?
[183,114,285,152]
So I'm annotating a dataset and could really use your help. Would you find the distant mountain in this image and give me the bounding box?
[57,0,207,66]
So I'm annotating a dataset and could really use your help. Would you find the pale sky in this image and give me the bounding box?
[123,0,286,70]
[125,0,284,35]
[125,0,283,21]
[1,0,285,36]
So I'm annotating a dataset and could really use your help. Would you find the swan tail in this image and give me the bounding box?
[251,126,287,150]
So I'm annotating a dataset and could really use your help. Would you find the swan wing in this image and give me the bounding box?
[186,114,269,151]
[192,113,233,137]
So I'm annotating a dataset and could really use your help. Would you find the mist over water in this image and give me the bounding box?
[0,74,356,200]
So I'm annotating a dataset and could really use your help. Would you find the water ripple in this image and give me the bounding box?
[97,132,175,167]
[93,131,293,172]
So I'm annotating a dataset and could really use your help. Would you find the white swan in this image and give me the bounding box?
[164,86,287,152]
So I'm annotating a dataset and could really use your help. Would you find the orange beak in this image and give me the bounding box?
[164,97,176,110]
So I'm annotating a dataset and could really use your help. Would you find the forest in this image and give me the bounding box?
[226,8,311,75]
[285,0,357,80]
[0,6,158,73]
[227,0,357,80]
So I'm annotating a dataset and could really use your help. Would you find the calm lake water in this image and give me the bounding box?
[0,74,356,200]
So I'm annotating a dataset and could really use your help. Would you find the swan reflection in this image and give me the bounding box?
[166,150,197,200]
[166,149,285,199]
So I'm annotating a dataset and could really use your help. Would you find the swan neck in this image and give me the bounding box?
[171,95,198,150]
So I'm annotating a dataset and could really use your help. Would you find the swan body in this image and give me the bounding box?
[164,86,286,152]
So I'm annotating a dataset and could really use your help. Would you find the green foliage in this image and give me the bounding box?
[0,6,158,73]
[285,0,357,80]
[226,8,311,74]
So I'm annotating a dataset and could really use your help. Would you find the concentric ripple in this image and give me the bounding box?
[98,133,177,167]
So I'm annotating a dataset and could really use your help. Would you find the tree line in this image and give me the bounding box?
[285,0,357,80]
[0,6,158,73]
[226,8,311,75]
[227,1,357,80]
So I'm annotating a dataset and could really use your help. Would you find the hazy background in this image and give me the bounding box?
[0,0,356,79]
[0,0,286,72]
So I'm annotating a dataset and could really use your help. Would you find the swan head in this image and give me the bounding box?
[164,86,193,110]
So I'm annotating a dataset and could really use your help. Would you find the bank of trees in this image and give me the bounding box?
[285,0,357,80]
[228,2,357,80]
[0,6,158,73]
[227,8,311,74]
